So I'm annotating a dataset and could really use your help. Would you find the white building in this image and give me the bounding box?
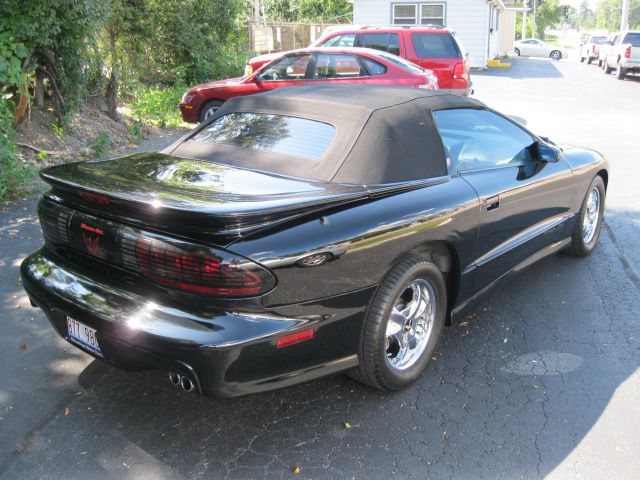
[352,0,508,68]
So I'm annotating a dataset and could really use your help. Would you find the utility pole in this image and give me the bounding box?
[532,0,537,39]
[621,0,630,30]
[254,0,260,22]
[522,0,528,39]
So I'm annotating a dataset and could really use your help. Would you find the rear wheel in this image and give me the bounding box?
[567,176,605,257]
[550,50,562,61]
[604,60,613,74]
[349,257,446,391]
[580,56,585,63]
[514,48,520,56]
[198,100,224,123]
[586,56,593,65]
[597,58,603,67]
[616,64,626,80]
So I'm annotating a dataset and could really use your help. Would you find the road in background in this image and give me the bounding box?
[0,59,638,479]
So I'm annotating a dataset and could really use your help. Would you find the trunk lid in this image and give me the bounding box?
[41,152,369,241]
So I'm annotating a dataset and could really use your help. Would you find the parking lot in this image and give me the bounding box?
[1,57,639,479]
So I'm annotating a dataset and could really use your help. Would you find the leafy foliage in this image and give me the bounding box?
[596,0,640,30]
[130,86,185,128]
[90,132,112,157]
[261,0,352,22]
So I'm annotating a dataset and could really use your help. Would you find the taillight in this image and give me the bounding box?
[625,45,631,58]
[592,45,596,53]
[122,232,275,296]
[453,62,466,79]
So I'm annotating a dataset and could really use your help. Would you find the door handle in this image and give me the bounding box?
[483,195,500,211]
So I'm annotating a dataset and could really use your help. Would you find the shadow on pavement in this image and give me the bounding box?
[476,57,564,79]
[1,214,638,479]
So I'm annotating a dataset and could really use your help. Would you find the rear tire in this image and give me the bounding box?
[514,48,520,56]
[550,50,562,61]
[616,64,626,80]
[567,176,605,257]
[597,58,603,67]
[349,257,446,391]
[586,56,593,65]
[580,56,585,63]
[604,61,613,74]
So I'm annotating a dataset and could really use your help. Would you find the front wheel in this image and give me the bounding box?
[198,99,224,123]
[567,176,605,257]
[349,257,446,391]
[616,64,626,80]
[514,48,520,56]
[550,50,562,61]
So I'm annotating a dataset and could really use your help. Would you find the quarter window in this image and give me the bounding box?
[432,109,536,171]
[361,57,387,75]
[360,33,401,56]
[258,54,311,81]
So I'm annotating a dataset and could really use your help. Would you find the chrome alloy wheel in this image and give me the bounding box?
[583,187,600,244]
[385,279,436,371]
[203,106,219,120]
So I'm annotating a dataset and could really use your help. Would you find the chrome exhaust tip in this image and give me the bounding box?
[180,375,195,393]
[168,371,181,386]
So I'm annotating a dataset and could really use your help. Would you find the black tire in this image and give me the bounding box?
[349,257,446,391]
[550,50,562,61]
[604,61,613,74]
[580,56,585,63]
[514,48,520,56]
[597,58,603,67]
[616,64,626,80]
[198,99,224,123]
[567,176,605,257]
[586,56,593,65]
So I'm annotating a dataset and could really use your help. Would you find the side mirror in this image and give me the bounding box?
[537,141,562,162]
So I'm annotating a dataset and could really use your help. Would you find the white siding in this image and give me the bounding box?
[353,0,491,68]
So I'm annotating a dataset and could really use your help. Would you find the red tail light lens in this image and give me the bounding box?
[624,45,631,59]
[592,45,596,53]
[453,62,466,79]
[123,233,275,296]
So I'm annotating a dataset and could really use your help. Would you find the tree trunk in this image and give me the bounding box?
[105,28,119,121]
[35,69,45,107]
[12,58,31,131]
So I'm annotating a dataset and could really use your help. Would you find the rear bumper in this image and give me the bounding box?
[621,59,640,71]
[21,249,370,397]
[440,83,473,96]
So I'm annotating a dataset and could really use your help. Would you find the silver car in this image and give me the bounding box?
[514,39,564,61]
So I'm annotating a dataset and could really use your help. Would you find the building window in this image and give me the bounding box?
[392,4,417,25]
[392,3,446,26]
[420,3,445,26]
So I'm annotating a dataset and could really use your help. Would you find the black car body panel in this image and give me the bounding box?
[21,86,609,397]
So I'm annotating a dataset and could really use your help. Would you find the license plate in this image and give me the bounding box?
[66,317,102,356]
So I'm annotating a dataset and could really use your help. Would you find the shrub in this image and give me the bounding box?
[90,131,111,157]
[129,86,184,128]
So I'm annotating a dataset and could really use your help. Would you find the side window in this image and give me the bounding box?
[360,33,401,56]
[432,109,536,171]
[320,34,356,47]
[313,54,364,79]
[361,57,387,75]
[258,54,312,81]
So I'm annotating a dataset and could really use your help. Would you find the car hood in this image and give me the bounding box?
[192,77,245,91]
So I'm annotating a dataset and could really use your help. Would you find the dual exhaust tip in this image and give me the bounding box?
[168,371,196,393]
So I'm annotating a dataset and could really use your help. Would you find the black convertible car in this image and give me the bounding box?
[22,85,608,397]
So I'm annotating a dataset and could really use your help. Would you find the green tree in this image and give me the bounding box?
[535,0,564,37]
[596,0,640,30]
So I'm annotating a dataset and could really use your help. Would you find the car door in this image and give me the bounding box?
[252,53,313,92]
[357,32,402,56]
[432,108,576,291]
[307,52,383,86]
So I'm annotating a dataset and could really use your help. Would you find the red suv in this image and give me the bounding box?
[247,26,472,96]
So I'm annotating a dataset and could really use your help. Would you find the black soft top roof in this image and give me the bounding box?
[169,85,486,185]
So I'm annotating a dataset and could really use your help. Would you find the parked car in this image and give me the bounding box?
[245,25,472,96]
[602,30,640,79]
[179,47,438,123]
[597,33,617,67]
[22,85,608,398]
[579,34,608,64]
[513,38,565,60]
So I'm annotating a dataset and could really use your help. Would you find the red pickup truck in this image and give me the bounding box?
[246,25,472,96]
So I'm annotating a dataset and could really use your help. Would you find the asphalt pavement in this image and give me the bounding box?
[0,59,639,479]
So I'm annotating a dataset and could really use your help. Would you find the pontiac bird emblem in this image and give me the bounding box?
[80,223,104,255]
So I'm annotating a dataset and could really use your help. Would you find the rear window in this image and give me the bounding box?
[591,36,607,44]
[378,52,423,73]
[192,113,335,160]
[360,33,400,56]
[411,33,461,58]
[623,32,640,47]
[320,34,356,47]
